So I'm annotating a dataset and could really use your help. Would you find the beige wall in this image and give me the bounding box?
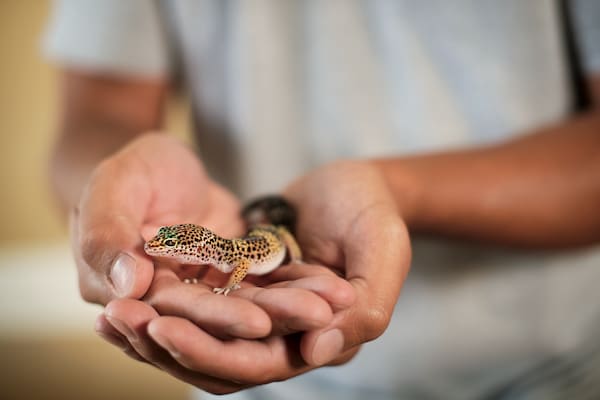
[0,0,63,244]
[0,2,191,399]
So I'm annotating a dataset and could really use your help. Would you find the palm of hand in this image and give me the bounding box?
[133,137,243,239]
[72,134,242,305]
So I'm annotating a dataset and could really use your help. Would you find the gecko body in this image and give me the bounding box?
[144,223,302,295]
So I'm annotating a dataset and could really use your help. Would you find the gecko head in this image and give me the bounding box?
[144,224,215,264]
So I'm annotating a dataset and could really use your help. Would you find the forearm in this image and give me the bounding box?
[49,70,168,211]
[373,110,600,248]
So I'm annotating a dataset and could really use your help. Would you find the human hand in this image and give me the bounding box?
[97,160,408,394]
[71,133,242,305]
[85,137,357,393]
[280,160,411,365]
[95,260,356,394]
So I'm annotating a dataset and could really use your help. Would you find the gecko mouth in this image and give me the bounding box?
[144,241,161,254]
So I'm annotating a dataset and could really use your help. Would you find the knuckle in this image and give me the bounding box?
[358,301,392,342]
[142,274,181,308]
[243,370,271,386]
[230,355,274,385]
[80,228,114,271]
[77,276,105,304]
[77,283,97,303]
[143,284,170,309]
[255,365,279,384]
[174,353,202,371]
[385,217,409,247]
[382,219,411,261]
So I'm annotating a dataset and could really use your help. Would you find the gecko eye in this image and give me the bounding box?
[163,238,177,247]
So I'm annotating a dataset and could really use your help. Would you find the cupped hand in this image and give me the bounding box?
[281,160,411,365]
[96,260,357,394]
[102,160,409,394]
[86,137,358,393]
[71,133,242,305]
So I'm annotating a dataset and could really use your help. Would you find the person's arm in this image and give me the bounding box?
[374,74,600,248]
[49,69,168,211]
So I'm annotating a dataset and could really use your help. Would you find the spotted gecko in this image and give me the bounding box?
[144,223,302,295]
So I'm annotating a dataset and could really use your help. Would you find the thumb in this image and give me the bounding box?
[300,211,410,366]
[73,159,154,305]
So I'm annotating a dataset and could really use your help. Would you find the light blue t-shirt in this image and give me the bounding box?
[45,1,600,399]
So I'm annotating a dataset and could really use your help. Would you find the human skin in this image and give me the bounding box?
[375,109,600,248]
[97,160,404,393]
[51,69,600,394]
[69,131,357,334]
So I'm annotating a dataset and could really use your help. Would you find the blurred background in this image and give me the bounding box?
[0,1,191,399]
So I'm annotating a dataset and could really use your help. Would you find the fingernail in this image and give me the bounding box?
[105,315,138,342]
[311,329,344,365]
[110,253,136,297]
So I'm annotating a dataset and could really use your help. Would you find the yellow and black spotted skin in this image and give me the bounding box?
[144,223,302,295]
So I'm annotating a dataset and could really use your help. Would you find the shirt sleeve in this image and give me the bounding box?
[572,0,600,74]
[43,0,171,77]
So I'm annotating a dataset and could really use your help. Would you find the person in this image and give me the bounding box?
[44,0,600,398]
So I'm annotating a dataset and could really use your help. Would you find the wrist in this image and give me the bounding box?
[368,158,423,229]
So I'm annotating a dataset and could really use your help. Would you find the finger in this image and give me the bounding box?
[260,262,338,281]
[158,359,250,395]
[231,286,333,335]
[105,299,247,395]
[261,264,356,312]
[344,210,410,340]
[145,265,272,339]
[302,211,410,366]
[148,316,311,384]
[104,299,172,367]
[95,313,148,364]
[95,313,129,349]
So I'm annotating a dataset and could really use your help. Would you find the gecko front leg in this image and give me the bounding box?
[276,226,303,263]
[213,259,250,296]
